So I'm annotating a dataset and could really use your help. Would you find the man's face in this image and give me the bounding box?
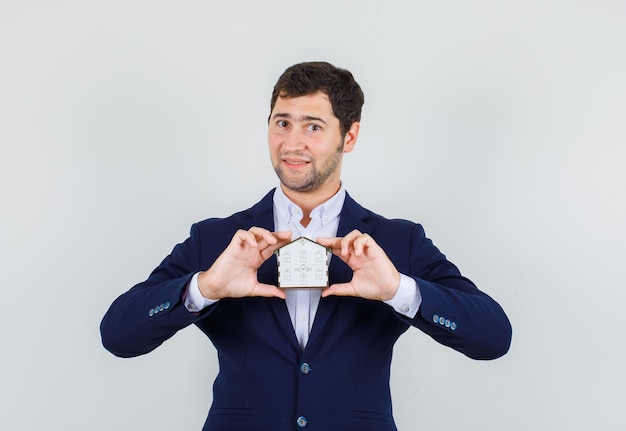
[268,92,357,196]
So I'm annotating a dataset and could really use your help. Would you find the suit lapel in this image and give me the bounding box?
[336,197,371,237]
[306,194,371,352]
[252,190,301,351]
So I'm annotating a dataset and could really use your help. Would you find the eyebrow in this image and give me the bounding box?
[271,113,328,125]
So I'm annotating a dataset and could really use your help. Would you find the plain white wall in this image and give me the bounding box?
[1,1,624,429]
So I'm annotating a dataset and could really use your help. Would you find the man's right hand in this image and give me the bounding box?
[197,227,292,300]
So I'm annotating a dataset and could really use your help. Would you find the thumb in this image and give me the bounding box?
[252,283,286,299]
[322,283,354,298]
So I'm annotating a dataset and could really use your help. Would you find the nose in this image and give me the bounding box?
[283,129,305,152]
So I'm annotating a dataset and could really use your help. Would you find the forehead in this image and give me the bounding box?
[271,91,337,120]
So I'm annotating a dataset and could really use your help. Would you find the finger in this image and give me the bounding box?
[249,228,291,251]
[353,233,374,256]
[251,283,286,299]
[249,226,277,246]
[235,229,258,248]
[274,230,292,240]
[340,230,362,256]
[321,282,355,298]
[259,241,286,261]
[316,237,341,251]
[315,238,350,265]
[270,231,293,249]
[258,232,293,259]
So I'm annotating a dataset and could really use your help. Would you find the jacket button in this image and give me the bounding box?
[300,363,311,374]
[296,416,308,427]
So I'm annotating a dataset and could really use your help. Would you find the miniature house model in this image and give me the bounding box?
[275,237,330,289]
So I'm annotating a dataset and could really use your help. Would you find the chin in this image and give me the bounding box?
[282,182,314,193]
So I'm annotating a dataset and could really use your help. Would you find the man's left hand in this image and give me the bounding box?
[317,230,400,301]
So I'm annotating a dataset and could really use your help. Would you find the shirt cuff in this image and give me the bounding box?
[184,272,218,312]
[384,274,421,318]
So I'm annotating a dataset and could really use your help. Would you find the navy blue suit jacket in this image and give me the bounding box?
[101,190,511,431]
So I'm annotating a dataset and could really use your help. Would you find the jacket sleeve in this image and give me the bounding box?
[100,223,213,358]
[395,223,512,360]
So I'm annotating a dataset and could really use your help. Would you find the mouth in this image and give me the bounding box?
[281,156,311,169]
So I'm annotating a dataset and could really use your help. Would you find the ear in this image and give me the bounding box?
[342,122,360,154]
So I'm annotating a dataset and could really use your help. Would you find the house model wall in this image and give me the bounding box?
[275,237,330,289]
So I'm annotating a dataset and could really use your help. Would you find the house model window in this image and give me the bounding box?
[275,237,330,289]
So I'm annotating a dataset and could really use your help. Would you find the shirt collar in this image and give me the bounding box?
[273,183,346,226]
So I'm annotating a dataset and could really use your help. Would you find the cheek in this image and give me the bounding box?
[268,130,282,144]
[268,139,281,160]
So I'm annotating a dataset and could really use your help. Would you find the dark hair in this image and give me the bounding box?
[270,62,365,137]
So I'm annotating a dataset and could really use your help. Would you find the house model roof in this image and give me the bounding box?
[275,237,330,289]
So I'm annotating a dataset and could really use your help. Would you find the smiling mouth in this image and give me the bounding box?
[281,156,312,168]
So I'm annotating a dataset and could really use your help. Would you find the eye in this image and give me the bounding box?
[277,120,288,128]
[306,124,321,132]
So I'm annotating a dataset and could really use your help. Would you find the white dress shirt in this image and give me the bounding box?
[185,185,421,349]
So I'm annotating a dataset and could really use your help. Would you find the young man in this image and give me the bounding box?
[101,62,512,431]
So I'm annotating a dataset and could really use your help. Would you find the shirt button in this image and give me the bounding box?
[296,416,308,428]
[401,305,410,313]
[300,363,311,374]
[297,315,306,322]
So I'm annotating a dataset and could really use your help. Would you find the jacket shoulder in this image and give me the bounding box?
[192,189,275,233]
[343,193,424,235]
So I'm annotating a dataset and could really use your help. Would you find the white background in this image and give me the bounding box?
[1,1,624,429]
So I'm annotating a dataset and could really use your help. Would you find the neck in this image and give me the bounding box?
[280,182,341,225]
